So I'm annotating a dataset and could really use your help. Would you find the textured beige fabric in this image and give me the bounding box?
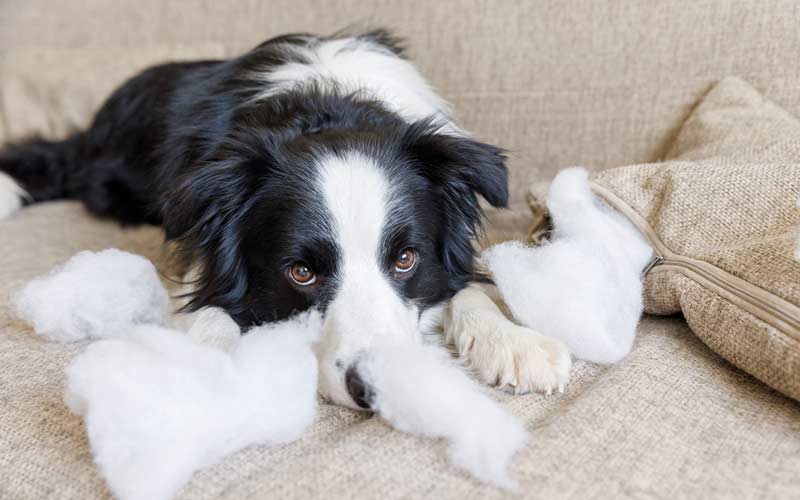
[665,77,800,162]
[3,1,800,203]
[2,2,800,499]
[593,77,800,400]
[2,203,799,500]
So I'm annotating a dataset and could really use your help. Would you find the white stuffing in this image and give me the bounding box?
[13,249,169,342]
[484,168,653,364]
[362,341,528,490]
[16,247,530,497]
[65,311,321,500]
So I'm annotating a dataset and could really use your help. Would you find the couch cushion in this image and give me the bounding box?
[2,205,800,498]
[592,77,800,400]
[3,1,800,203]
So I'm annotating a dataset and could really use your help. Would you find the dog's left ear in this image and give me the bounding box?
[405,126,509,209]
[403,123,509,288]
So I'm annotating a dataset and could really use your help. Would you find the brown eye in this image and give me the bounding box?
[395,248,417,273]
[289,262,316,286]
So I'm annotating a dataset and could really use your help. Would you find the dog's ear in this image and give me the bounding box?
[403,122,509,288]
[405,125,509,208]
[162,133,275,315]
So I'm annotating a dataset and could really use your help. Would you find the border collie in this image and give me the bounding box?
[0,30,570,408]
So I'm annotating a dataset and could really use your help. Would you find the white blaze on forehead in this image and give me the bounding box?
[251,36,460,133]
[315,152,421,408]
[318,152,393,270]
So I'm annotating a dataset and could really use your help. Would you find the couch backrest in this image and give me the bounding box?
[2,0,799,203]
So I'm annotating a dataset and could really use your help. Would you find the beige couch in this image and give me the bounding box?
[1,1,799,498]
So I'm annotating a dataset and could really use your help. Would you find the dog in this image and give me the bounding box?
[0,30,570,409]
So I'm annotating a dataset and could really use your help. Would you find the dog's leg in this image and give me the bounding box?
[167,267,241,350]
[443,282,571,394]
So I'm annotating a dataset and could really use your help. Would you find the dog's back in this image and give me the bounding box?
[0,30,456,223]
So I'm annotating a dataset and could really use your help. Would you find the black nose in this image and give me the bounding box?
[345,365,372,409]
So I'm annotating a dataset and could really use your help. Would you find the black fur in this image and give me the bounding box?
[0,134,82,204]
[0,30,508,327]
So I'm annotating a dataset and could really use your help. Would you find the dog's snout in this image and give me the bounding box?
[345,365,372,410]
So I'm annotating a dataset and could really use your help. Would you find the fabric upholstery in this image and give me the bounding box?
[2,1,800,499]
[3,1,800,203]
[2,205,799,499]
[593,77,800,400]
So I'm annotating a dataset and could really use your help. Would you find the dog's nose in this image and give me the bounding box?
[345,365,372,409]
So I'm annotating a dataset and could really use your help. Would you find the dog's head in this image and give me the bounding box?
[164,95,507,409]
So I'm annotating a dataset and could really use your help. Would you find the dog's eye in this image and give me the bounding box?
[394,248,417,274]
[288,262,316,286]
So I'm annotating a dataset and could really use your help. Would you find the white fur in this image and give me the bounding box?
[362,341,528,490]
[0,171,28,218]
[64,311,320,500]
[252,36,459,133]
[178,306,242,352]
[314,152,424,408]
[13,249,169,342]
[444,283,571,394]
[484,168,653,364]
[418,302,445,337]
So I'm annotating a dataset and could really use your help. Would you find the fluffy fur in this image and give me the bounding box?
[173,305,242,350]
[360,341,528,490]
[444,283,571,394]
[13,249,168,342]
[0,30,508,407]
[483,168,654,364]
[248,34,458,132]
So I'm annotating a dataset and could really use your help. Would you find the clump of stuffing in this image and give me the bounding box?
[17,248,530,496]
[65,311,321,500]
[484,168,653,363]
[362,341,528,490]
[13,249,169,342]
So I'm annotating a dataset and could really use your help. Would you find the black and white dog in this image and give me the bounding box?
[0,30,570,408]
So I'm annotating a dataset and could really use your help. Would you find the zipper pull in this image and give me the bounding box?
[642,255,665,277]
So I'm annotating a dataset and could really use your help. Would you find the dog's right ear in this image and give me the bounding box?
[162,132,276,314]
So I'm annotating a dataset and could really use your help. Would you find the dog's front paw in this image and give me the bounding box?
[454,313,572,395]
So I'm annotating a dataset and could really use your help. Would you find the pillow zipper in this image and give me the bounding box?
[590,182,800,341]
